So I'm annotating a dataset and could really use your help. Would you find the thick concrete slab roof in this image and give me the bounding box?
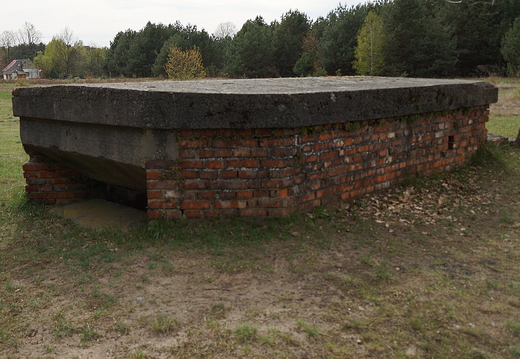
[13,77,497,130]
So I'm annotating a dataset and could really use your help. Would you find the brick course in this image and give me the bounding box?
[21,107,489,218]
[22,147,88,206]
[144,105,490,219]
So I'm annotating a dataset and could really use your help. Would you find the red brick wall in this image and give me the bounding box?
[23,147,88,206]
[146,105,490,219]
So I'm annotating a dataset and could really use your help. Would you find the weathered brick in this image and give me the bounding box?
[220,171,238,179]
[146,171,162,180]
[251,148,268,157]
[237,190,254,199]
[233,148,251,157]
[61,170,81,177]
[183,180,208,190]
[214,200,246,209]
[239,208,268,217]
[180,171,198,179]
[268,148,298,157]
[238,170,257,179]
[255,128,274,137]
[165,210,182,219]
[181,201,211,210]
[261,159,291,168]
[23,163,47,171]
[302,154,318,163]
[226,159,260,168]
[47,178,71,185]
[215,149,233,157]
[37,171,60,179]
[178,160,205,169]
[210,180,248,190]
[206,160,223,169]
[148,200,178,209]
[178,139,209,149]
[147,180,177,190]
[257,197,292,208]
[184,210,203,218]
[23,171,38,179]
[148,190,164,199]
[230,139,258,148]
[23,105,490,220]
[200,171,218,179]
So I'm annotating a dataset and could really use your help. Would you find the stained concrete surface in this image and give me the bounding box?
[13,77,498,130]
[49,199,147,231]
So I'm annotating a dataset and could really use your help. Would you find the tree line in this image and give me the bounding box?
[2,0,520,79]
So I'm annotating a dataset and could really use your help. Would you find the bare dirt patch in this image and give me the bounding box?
[1,146,520,358]
[2,78,520,358]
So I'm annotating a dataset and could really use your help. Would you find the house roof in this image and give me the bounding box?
[2,60,18,73]
[2,59,34,74]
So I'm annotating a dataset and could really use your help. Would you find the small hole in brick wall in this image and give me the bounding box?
[87,179,148,211]
[448,135,455,150]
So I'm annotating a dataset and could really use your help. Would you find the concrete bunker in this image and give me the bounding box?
[13,77,498,219]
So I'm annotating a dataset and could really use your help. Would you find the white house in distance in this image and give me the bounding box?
[2,59,41,80]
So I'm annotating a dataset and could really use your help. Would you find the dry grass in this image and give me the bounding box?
[0,78,520,358]
[488,78,520,138]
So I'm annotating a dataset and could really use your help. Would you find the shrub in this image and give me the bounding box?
[165,46,206,81]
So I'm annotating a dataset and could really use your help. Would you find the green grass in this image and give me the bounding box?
[488,78,520,138]
[0,93,17,134]
[53,312,77,338]
[296,319,322,339]
[507,321,520,337]
[0,80,520,357]
[151,315,178,334]
[235,323,258,342]
[488,114,520,138]
[0,91,27,205]
[81,325,101,342]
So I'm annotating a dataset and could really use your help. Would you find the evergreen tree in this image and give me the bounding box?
[293,29,323,76]
[353,11,386,75]
[126,22,173,77]
[105,29,138,77]
[437,0,520,76]
[152,34,185,77]
[106,22,174,77]
[502,16,520,75]
[9,43,45,62]
[151,25,219,77]
[383,0,457,77]
[272,10,311,77]
[225,16,277,78]
[320,4,374,75]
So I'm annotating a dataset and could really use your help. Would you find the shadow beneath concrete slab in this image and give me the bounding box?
[49,199,147,231]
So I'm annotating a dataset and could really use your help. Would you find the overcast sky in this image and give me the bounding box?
[2,0,361,48]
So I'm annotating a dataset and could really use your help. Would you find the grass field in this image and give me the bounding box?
[488,79,520,138]
[0,88,27,205]
[0,79,520,358]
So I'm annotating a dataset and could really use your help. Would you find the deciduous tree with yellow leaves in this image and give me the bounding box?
[164,46,206,81]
